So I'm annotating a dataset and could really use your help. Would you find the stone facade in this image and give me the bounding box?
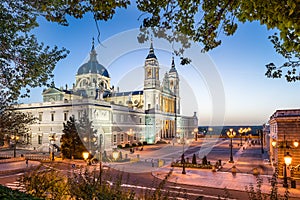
[14,40,198,153]
[269,109,300,180]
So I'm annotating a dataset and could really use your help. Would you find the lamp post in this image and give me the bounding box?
[272,136,298,188]
[177,129,187,174]
[226,128,236,163]
[238,127,251,147]
[256,129,264,154]
[283,152,292,188]
[99,134,103,185]
[194,128,198,141]
[181,135,186,175]
[127,128,134,145]
[112,150,119,161]
[49,134,56,161]
[11,135,19,158]
[238,128,243,146]
[82,152,89,165]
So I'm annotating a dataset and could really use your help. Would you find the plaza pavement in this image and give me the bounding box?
[108,140,300,198]
[0,140,300,198]
[0,158,40,175]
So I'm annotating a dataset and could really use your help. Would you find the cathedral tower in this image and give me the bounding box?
[144,41,161,111]
[168,57,180,114]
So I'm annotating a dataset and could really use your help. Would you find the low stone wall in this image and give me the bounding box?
[0,157,25,163]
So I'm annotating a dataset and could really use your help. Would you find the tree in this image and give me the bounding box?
[77,112,98,156]
[61,116,87,159]
[1,0,299,111]
[0,2,69,109]
[61,113,98,159]
[0,110,36,148]
[136,0,300,81]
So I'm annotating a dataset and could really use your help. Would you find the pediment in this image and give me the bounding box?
[42,87,62,95]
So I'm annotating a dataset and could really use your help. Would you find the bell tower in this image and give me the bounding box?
[144,41,160,89]
[143,41,161,112]
[168,57,180,114]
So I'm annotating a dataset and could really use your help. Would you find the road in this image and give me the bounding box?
[0,139,297,199]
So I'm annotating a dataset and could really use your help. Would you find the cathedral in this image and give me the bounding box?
[15,40,198,153]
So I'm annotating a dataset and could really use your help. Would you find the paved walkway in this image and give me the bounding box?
[108,140,300,198]
[1,140,300,198]
[0,159,40,174]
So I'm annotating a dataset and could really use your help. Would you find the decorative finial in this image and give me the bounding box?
[150,37,154,50]
[92,37,95,51]
[90,37,97,61]
[171,56,175,68]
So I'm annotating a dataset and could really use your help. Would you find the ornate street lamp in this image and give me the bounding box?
[293,141,299,148]
[283,152,292,188]
[226,128,236,163]
[11,135,20,158]
[82,152,89,165]
[127,128,134,145]
[112,150,119,161]
[177,128,187,174]
[272,135,299,188]
[97,134,104,184]
[271,140,277,148]
[49,134,56,161]
[238,128,244,146]
[194,128,198,141]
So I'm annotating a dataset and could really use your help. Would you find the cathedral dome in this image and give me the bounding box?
[77,60,109,77]
[77,39,110,78]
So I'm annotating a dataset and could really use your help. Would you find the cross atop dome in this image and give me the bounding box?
[91,37,95,51]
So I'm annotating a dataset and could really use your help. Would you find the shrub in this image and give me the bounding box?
[125,143,130,148]
[0,185,41,200]
[132,143,137,147]
[138,142,143,146]
[143,141,147,145]
[117,144,123,149]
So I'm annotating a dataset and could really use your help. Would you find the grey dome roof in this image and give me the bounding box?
[77,40,110,78]
[77,60,109,77]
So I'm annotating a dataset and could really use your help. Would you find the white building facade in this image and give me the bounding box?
[15,40,198,153]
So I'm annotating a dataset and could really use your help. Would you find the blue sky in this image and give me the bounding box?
[23,5,300,126]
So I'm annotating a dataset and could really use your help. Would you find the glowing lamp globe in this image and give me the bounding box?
[284,152,292,166]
